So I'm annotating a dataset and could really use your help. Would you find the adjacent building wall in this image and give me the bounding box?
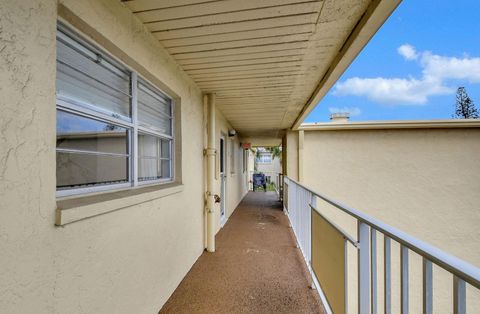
[300,126,480,313]
[252,151,282,191]
[0,1,246,313]
[256,153,282,174]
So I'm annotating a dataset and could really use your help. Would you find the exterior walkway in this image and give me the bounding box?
[159,192,325,314]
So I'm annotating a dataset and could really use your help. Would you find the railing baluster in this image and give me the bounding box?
[358,221,370,314]
[300,188,303,250]
[453,276,466,314]
[384,237,391,314]
[371,229,377,314]
[401,245,409,314]
[423,258,433,314]
[309,193,315,263]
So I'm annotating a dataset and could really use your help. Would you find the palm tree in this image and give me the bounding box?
[265,146,282,163]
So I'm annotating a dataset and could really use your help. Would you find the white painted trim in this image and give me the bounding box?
[300,119,480,131]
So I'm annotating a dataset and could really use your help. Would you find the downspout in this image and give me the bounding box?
[281,134,287,176]
[205,93,216,252]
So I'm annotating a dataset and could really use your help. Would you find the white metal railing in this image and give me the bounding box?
[284,176,480,314]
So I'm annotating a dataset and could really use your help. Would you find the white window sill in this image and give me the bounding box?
[55,183,183,226]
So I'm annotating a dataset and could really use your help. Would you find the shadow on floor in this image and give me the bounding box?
[159,191,325,314]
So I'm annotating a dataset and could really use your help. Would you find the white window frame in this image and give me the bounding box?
[256,153,273,164]
[56,22,175,198]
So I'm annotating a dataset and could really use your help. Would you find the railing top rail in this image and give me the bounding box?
[285,176,480,288]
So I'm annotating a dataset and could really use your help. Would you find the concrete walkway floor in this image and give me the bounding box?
[159,191,325,314]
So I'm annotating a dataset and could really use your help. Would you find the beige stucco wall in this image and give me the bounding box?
[256,154,282,174]
[0,1,246,313]
[285,130,299,181]
[300,127,480,313]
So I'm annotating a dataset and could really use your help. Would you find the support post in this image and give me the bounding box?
[282,134,287,176]
[298,130,304,182]
[206,93,216,252]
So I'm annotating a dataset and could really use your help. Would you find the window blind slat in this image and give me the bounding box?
[137,80,172,135]
[56,37,131,119]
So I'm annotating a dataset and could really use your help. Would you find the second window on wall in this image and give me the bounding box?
[56,23,174,197]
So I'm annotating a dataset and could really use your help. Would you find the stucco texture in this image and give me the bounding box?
[0,0,228,313]
[300,128,480,313]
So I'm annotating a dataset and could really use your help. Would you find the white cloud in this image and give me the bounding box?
[421,52,480,83]
[398,44,418,60]
[328,106,362,116]
[333,45,480,105]
[334,77,452,105]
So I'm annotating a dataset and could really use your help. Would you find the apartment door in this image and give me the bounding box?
[220,135,227,226]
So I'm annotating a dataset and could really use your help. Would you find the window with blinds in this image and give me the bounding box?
[56,23,174,197]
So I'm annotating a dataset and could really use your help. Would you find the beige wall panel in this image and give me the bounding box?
[311,210,346,314]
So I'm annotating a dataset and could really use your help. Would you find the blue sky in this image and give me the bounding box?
[305,0,480,122]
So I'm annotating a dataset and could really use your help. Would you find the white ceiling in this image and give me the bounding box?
[122,0,379,139]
